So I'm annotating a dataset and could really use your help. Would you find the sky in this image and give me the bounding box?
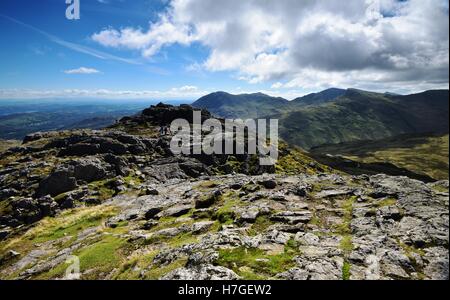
[0,0,448,100]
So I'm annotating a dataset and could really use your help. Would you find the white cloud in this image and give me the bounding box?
[91,0,449,92]
[173,85,199,92]
[271,82,283,89]
[92,15,194,57]
[0,86,208,100]
[64,67,101,74]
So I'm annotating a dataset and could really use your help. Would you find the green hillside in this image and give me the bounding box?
[275,89,449,149]
[311,134,449,180]
[193,89,449,150]
[193,91,290,119]
[0,139,20,153]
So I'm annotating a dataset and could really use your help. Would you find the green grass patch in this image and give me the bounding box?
[0,206,119,277]
[213,192,241,224]
[0,200,12,215]
[143,258,188,280]
[168,232,199,248]
[1,206,117,254]
[87,179,116,202]
[312,134,449,181]
[75,235,126,279]
[113,250,159,280]
[431,183,449,193]
[123,174,143,186]
[308,212,324,227]
[339,235,354,252]
[31,206,117,244]
[194,180,220,191]
[333,196,356,236]
[247,215,273,236]
[216,246,298,279]
[35,233,127,280]
[342,261,351,280]
[275,142,333,175]
[376,197,397,207]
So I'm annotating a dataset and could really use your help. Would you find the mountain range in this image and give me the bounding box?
[0,88,448,181]
[193,88,449,150]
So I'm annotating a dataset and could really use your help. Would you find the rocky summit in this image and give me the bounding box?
[0,104,448,280]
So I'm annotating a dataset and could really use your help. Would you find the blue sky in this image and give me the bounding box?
[0,0,448,100]
[0,0,250,99]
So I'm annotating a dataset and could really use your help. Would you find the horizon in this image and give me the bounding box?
[1,0,449,101]
[0,87,449,103]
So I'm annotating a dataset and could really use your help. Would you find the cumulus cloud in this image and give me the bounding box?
[91,0,449,92]
[64,67,101,74]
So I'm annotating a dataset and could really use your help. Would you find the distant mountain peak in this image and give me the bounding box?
[292,87,346,105]
[192,91,289,119]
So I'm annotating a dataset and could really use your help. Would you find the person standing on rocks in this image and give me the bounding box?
[159,125,167,136]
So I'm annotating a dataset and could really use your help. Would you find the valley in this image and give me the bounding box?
[311,134,449,181]
[0,99,189,140]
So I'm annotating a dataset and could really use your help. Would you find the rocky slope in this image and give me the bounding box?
[0,104,448,280]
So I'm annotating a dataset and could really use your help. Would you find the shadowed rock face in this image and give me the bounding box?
[120,103,213,126]
[0,104,447,281]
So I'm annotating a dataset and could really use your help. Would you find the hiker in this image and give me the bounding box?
[159,125,166,136]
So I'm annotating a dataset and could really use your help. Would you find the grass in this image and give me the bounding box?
[143,258,188,280]
[194,180,220,191]
[333,196,356,236]
[143,216,200,247]
[167,232,199,248]
[213,191,241,224]
[331,196,356,280]
[87,179,116,202]
[113,249,188,280]
[216,245,299,279]
[397,241,426,279]
[312,134,449,180]
[0,200,12,215]
[308,215,325,227]
[430,182,449,193]
[75,235,126,279]
[37,234,127,280]
[123,174,143,187]
[275,142,333,175]
[0,139,20,153]
[339,235,354,252]
[2,206,117,251]
[112,250,159,280]
[0,205,119,278]
[35,259,73,279]
[376,197,397,207]
[31,206,117,243]
[247,215,273,236]
[342,261,351,280]
[224,156,244,174]
[398,241,425,257]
